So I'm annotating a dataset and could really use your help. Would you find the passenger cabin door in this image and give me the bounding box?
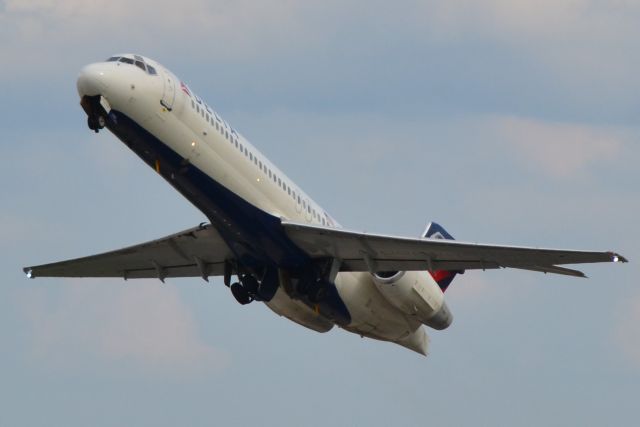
[160,69,176,110]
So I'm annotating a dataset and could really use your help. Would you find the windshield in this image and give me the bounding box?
[104,55,157,75]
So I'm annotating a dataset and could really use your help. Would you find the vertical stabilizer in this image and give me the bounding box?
[422,222,463,292]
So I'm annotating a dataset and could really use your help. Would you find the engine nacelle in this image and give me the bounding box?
[372,271,453,330]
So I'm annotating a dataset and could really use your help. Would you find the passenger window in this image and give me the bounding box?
[268,170,272,178]
[297,195,301,204]
[196,105,200,113]
[259,160,262,169]
[249,152,253,161]
[239,143,243,152]
[191,100,195,109]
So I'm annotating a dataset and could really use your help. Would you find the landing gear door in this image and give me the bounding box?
[160,69,176,111]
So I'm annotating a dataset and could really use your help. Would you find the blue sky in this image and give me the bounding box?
[1,1,638,426]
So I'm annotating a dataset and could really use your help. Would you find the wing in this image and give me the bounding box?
[282,222,627,277]
[24,224,232,281]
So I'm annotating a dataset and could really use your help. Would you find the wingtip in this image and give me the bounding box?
[610,252,629,263]
[23,267,34,279]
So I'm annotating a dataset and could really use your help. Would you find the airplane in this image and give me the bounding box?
[23,54,628,356]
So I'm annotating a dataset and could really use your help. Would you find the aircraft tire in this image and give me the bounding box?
[240,274,259,294]
[230,282,253,305]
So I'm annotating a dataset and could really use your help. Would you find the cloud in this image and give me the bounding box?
[487,115,625,178]
[19,280,229,377]
[417,0,640,47]
[2,0,639,119]
[409,1,640,109]
[0,0,309,79]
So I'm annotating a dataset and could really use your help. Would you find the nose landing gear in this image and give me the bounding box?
[87,114,106,133]
[81,95,109,133]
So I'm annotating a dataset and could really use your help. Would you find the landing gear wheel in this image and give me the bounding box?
[97,114,106,129]
[240,275,259,294]
[87,115,106,133]
[87,116,99,133]
[230,282,253,305]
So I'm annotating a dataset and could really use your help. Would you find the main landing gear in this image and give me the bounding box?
[224,262,278,305]
[229,276,257,305]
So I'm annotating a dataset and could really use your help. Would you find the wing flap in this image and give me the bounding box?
[24,224,231,279]
[282,221,626,276]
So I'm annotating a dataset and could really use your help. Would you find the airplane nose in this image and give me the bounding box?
[77,63,110,97]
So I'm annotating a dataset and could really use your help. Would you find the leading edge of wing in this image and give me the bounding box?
[23,223,232,280]
[281,221,628,275]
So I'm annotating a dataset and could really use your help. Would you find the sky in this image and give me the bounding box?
[1,1,638,425]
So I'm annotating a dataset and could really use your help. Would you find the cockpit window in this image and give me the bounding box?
[108,55,158,76]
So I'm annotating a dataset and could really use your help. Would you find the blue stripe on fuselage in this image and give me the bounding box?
[104,110,351,324]
[107,110,308,268]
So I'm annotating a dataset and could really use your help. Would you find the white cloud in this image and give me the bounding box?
[487,115,625,178]
[19,280,229,377]
[413,1,640,100]
[2,0,639,109]
[417,0,640,44]
[0,0,309,78]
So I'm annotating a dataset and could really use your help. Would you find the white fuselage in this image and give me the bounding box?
[77,55,450,355]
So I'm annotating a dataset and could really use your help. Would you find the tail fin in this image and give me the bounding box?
[422,222,463,292]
